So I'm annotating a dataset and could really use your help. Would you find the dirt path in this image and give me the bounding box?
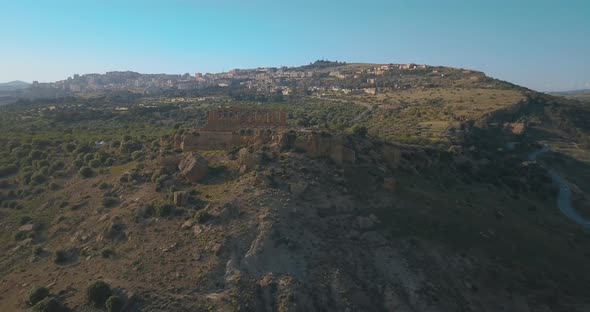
[529,146,590,230]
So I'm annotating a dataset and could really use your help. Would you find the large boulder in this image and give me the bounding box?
[179,152,209,183]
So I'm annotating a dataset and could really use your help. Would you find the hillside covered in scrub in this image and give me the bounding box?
[1,63,590,311]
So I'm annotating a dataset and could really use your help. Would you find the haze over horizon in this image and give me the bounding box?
[1,0,589,92]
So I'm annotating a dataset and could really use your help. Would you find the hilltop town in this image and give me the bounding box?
[18,60,506,100]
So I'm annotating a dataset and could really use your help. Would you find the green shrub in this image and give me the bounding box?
[195,210,212,223]
[155,174,169,185]
[33,245,44,256]
[98,182,111,190]
[73,159,84,168]
[29,150,46,160]
[120,141,141,154]
[351,124,368,137]
[155,202,175,217]
[105,295,125,312]
[83,153,95,162]
[64,143,77,152]
[14,231,28,241]
[50,161,65,171]
[88,159,102,168]
[86,281,112,307]
[0,164,18,177]
[49,182,60,190]
[94,152,108,162]
[101,248,115,258]
[102,196,119,208]
[78,166,93,178]
[19,215,33,225]
[53,249,68,264]
[131,150,144,160]
[32,297,64,312]
[27,286,50,305]
[30,171,47,185]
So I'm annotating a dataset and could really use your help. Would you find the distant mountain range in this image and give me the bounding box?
[0,80,30,91]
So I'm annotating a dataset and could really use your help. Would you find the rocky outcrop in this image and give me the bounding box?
[179,152,209,183]
[173,132,183,150]
[238,148,261,173]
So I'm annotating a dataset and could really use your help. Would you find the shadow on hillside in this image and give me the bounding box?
[201,165,237,186]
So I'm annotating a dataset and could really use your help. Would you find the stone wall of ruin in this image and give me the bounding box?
[181,131,280,151]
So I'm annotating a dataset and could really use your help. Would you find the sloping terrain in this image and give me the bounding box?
[1,65,590,311]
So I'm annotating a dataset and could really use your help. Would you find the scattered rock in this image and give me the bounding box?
[18,223,38,233]
[193,225,205,237]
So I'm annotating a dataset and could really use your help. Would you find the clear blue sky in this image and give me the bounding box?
[1,0,589,91]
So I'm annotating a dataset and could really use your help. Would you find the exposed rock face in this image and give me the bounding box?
[291,131,355,164]
[179,152,209,183]
[173,133,183,149]
[238,148,261,173]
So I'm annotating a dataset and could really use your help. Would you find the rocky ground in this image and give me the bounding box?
[1,135,590,312]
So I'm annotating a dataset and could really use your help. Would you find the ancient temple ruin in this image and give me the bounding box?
[203,107,288,131]
[175,107,356,164]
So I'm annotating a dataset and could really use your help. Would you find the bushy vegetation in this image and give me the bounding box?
[32,297,65,312]
[53,249,69,264]
[150,200,175,217]
[78,166,93,178]
[105,295,125,312]
[86,280,112,307]
[27,286,50,305]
